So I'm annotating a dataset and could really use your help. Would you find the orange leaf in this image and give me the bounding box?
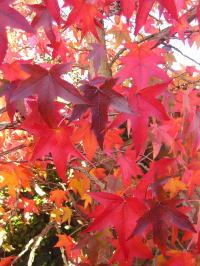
[49,190,67,207]
[163,177,187,198]
[50,206,72,224]
[72,121,97,160]
[0,165,33,198]
[0,256,15,266]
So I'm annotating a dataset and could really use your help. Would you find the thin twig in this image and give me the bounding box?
[27,223,55,266]
[72,166,105,190]
[11,222,55,265]
[163,42,200,66]
[55,224,69,266]
[109,6,197,66]
[0,144,28,157]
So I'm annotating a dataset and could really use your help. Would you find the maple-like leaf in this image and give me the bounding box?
[119,0,136,19]
[104,128,124,154]
[0,61,29,82]
[110,237,152,266]
[50,206,72,224]
[187,108,200,152]
[55,234,81,263]
[111,83,169,155]
[129,199,196,251]
[63,0,104,40]
[18,197,39,217]
[0,81,26,121]
[182,161,200,196]
[183,211,200,251]
[116,41,169,88]
[69,171,91,208]
[107,20,131,48]
[21,107,82,182]
[0,164,33,198]
[72,120,97,160]
[135,0,178,35]
[170,14,191,43]
[10,63,86,125]
[49,190,68,207]
[86,192,146,257]
[117,149,142,185]
[71,77,131,148]
[43,0,61,25]
[150,120,179,158]
[50,40,69,62]
[0,1,33,64]
[28,1,61,44]
[163,177,187,198]
[134,158,177,200]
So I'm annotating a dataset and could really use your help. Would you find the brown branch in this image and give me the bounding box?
[11,222,55,266]
[0,144,28,157]
[87,21,112,78]
[109,6,198,66]
[0,121,19,131]
[27,223,55,266]
[109,47,127,67]
[163,42,200,66]
[72,166,105,190]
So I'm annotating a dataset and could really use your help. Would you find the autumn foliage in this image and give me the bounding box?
[0,0,200,265]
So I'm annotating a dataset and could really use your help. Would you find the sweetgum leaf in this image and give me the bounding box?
[129,199,196,251]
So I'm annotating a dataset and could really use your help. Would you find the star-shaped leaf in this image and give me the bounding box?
[0,1,33,64]
[111,83,169,155]
[21,107,82,182]
[116,41,168,88]
[129,199,196,251]
[71,77,131,148]
[10,63,86,125]
[135,0,178,35]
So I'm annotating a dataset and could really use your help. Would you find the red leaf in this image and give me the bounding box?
[28,2,61,43]
[44,0,61,25]
[0,1,32,64]
[63,0,104,40]
[111,83,169,155]
[71,77,131,148]
[135,0,178,35]
[10,63,86,125]
[116,41,169,88]
[119,0,136,19]
[21,107,82,182]
[86,191,146,257]
[0,256,16,266]
[110,236,152,266]
[129,199,196,251]
[117,149,142,185]
[87,43,107,74]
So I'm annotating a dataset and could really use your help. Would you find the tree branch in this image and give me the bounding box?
[0,144,28,157]
[110,6,198,66]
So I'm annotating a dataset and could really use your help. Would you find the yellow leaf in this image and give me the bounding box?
[69,171,90,198]
[163,177,187,197]
[82,193,92,209]
[50,207,72,224]
[0,165,32,197]
[62,207,72,224]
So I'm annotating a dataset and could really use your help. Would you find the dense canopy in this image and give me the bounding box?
[0,0,200,265]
